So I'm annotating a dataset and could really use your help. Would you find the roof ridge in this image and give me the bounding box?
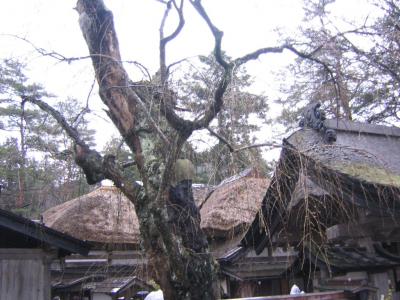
[325,119,400,137]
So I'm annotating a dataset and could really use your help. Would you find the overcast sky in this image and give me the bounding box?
[0,0,377,155]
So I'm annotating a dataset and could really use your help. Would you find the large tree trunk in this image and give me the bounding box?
[75,1,219,299]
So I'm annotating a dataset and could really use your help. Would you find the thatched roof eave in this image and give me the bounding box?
[43,186,141,246]
[200,177,270,238]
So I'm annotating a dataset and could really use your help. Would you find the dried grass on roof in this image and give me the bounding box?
[43,186,140,245]
[200,177,270,238]
[44,176,269,243]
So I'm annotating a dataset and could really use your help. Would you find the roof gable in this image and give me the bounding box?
[289,121,400,185]
[242,118,400,254]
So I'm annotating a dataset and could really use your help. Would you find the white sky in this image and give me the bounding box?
[0,0,377,158]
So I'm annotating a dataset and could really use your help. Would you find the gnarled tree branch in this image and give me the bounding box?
[190,0,229,69]
[22,96,86,148]
[23,96,142,197]
[159,0,185,83]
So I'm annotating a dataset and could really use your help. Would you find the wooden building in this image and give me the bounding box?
[198,168,274,298]
[0,208,90,300]
[43,186,149,299]
[44,186,141,247]
[44,170,271,299]
[237,112,400,299]
[52,275,152,300]
[199,168,269,253]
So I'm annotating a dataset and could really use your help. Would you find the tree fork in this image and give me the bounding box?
[75,1,219,298]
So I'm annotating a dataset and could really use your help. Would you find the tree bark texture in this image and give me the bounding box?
[75,1,218,299]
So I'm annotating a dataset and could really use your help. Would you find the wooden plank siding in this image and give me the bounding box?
[0,249,53,300]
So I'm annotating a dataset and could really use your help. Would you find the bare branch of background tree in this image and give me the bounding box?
[3,34,152,80]
[207,127,234,152]
[284,44,341,111]
[71,77,95,128]
[166,56,191,76]
[235,142,281,152]
[207,127,281,153]
[341,34,400,84]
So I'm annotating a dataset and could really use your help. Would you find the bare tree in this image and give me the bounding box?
[21,0,331,299]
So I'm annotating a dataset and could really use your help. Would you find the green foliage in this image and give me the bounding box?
[0,138,20,198]
[0,58,93,215]
[276,0,400,130]
[176,53,269,137]
[193,144,270,184]
[174,52,270,183]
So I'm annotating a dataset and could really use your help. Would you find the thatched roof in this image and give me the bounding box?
[291,119,400,187]
[289,175,329,209]
[243,118,400,254]
[44,170,269,244]
[43,186,140,245]
[200,171,270,238]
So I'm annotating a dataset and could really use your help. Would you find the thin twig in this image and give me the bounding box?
[135,94,171,145]
[3,35,152,79]
[71,77,95,128]
[207,127,281,153]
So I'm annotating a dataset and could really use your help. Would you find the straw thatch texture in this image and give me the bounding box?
[44,176,269,243]
[200,177,270,238]
[43,186,140,245]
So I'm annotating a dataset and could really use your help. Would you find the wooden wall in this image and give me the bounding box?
[0,249,53,300]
